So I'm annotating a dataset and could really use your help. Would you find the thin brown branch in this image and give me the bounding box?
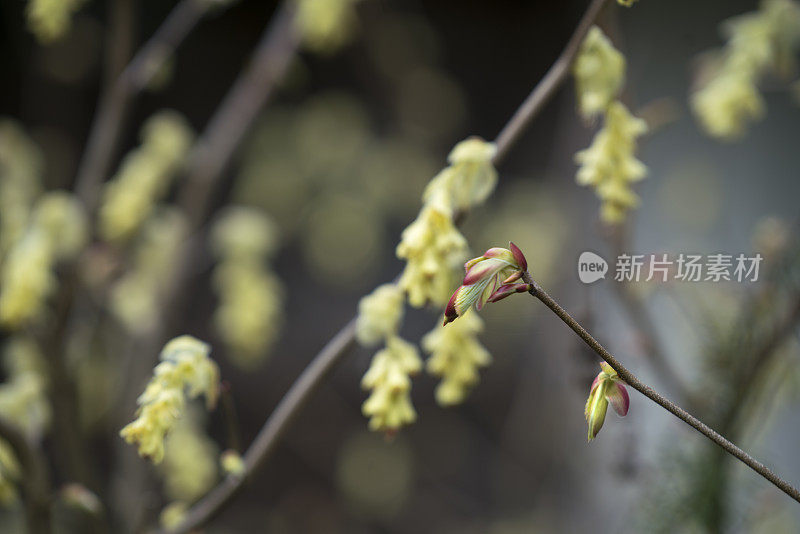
[74,0,215,212]
[0,416,52,534]
[521,272,800,504]
[158,1,613,531]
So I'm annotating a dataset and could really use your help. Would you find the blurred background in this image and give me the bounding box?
[1,0,800,532]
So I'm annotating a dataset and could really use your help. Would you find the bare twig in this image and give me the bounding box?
[74,0,216,211]
[158,1,613,532]
[0,417,52,534]
[521,272,800,504]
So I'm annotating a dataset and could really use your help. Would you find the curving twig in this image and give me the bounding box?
[521,272,800,504]
[74,0,219,212]
[157,1,613,532]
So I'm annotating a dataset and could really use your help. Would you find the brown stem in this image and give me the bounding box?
[0,417,52,534]
[74,0,215,212]
[157,1,613,531]
[521,271,800,504]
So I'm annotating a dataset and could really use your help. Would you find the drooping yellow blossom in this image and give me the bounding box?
[575,101,648,224]
[211,207,283,368]
[423,138,498,212]
[294,0,361,53]
[397,206,468,308]
[120,336,219,464]
[361,336,422,433]
[0,338,50,440]
[110,208,187,334]
[160,413,218,501]
[396,137,497,307]
[0,120,42,257]
[692,0,800,139]
[99,111,193,243]
[355,284,405,347]
[26,0,86,43]
[573,26,625,120]
[423,311,491,406]
[0,190,86,328]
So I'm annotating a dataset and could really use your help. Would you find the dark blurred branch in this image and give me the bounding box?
[0,416,52,534]
[493,0,611,162]
[522,272,800,505]
[74,0,215,212]
[158,1,615,531]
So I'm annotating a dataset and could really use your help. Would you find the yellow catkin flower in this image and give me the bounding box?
[617,0,638,6]
[110,209,187,334]
[26,0,85,43]
[120,336,219,464]
[692,0,800,139]
[220,449,245,477]
[0,338,50,440]
[355,284,405,347]
[396,137,497,308]
[0,120,42,257]
[573,26,625,120]
[99,111,193,243]
[160,414,218,502]
[575,101,648,224]
[361,336,422,433]
[294,0,361,53]
[211,207,283,368]
[423,311,491,406]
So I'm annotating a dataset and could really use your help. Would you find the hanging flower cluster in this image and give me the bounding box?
[210,207,283,368]
[26,0,85,43]
[120,336,219,463]
[423,312,491,406]
[360,335,422,433]
[99,111,193,243]
[573,27,625,120]
[573,26,648,224]
[692,0,800,139]
[575,102,648,224]
[397,137,497,308]
[585,362,630,441]
[0,192,88,328]
[357,138,499,433]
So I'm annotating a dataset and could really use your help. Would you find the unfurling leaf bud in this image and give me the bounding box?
[443,242,530,325]
[585,362,629,441]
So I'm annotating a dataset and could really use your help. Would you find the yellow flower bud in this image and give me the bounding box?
[356,284,405,347]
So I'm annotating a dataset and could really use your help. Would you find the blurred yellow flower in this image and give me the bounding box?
[692,0,800,139]
[573,26,625,120]
[575,101,648,224]
[294,0,361,53]
[356,284,405,347]
[423,311,491,406]
[27,0,86,43]
[99,111,193,243]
